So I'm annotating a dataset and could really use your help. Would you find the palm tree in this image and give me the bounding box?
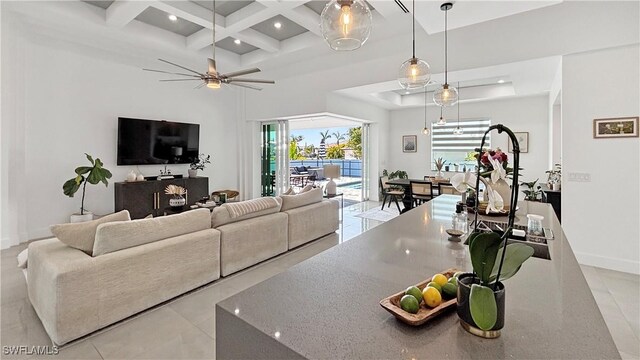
[318,130,331,158]
[332,131,346,146]
[290,134,304,143]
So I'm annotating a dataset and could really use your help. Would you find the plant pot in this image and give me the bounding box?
[169,196,186,208]
[445,165,450,172]
[457,273,505,338]
[70,212,93,223]
[188,169,198,178]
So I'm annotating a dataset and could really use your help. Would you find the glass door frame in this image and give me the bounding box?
[260,120,290,197]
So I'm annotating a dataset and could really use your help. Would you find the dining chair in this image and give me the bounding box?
[410,180,434,207]
[380,176,403,212]
[439,183,458,195]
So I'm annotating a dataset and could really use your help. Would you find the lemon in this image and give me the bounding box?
[422,286,442,308]
[432,273,448,287]
[426,281,441,293]
[442,283,458,299]
[400,294,420,314]
[404,286,423,304]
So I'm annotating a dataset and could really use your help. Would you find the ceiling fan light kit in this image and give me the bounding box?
[143,0,274,91]
[320,0,373,51]
[433,2,458,107]
[398,0,430,89]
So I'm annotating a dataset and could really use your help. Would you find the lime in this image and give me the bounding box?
[432,274,448,287]
[400,294,420,314]
[426,281,441,293]
[422,286,442,308]
[442,283,458,299]
[404,286,423,304]
[448,276,458,286]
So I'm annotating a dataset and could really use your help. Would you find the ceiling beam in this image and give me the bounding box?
[152,1,226,29]
[235,28,280,53]
[105,0,149,27]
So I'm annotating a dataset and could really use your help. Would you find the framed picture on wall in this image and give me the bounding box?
[402,135,417,153]
[508,132,529,153]
[593,117,639,138]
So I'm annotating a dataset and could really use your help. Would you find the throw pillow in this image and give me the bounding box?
[282,187,295,195]
[280,187,323,211]
[50,210,131,255]
[17,248,28,269]
[300,184,314,193]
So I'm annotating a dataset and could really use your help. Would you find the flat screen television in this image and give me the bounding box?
[117,117,200,165]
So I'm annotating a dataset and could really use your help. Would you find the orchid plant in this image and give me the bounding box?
[451,172,505,214]
[472,149,515,184]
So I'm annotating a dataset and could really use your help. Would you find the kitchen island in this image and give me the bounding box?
[216,195,619,359]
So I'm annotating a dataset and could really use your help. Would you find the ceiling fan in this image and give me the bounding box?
[143,0,275,91]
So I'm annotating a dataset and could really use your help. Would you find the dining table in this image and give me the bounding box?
[386,177,453,212]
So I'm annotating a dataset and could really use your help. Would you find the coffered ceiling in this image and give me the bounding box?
[77,0,562,68]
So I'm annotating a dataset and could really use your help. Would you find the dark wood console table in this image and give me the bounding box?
[115,177,209,219]
[541,184,561,223]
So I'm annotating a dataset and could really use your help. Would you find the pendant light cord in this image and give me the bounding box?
[424,88,428,127]
[457,81,460,127]
[412,0,416,58]
[212,0,216,59]
[444,6,448,85]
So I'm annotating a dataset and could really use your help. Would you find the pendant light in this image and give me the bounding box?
[422,89,430,135]
[398,0,430,89]
[320,0,373,51]
[453,82,463,135]
[437,107,446,125]
[433,3,458,107]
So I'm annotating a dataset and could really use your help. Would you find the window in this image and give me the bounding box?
[431,118,491,170]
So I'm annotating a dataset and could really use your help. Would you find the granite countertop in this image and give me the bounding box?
[216,196,619,359]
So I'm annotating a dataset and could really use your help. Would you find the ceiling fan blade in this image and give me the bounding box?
[194,82,206,89]
[143,68,201,78]
[207,58,217,75]
[157,59,204,76]
[229,83,263,91]
[221,68,261,79]
[159,79,203,82]
[227,78,275,84]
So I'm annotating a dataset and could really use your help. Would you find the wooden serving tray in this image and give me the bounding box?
[380,268,460,326]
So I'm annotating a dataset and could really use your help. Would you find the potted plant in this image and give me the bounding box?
[165,185,187,208]
[454,163,459,172]
[63,153,112,223]
[457,124,535,338]
[545,163,561,190]
[471,148,520,208]
[434,158,446,178]
[520,179,542,201]
[189,154,211,178]
[457,231,534,337]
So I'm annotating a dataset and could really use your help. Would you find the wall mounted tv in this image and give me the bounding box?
[117,117,200,165]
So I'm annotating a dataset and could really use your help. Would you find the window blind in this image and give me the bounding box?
[431,118,491,152]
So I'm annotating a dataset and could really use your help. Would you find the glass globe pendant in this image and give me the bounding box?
[398,0,430,89]
[433,3,458,106]
[320,0,372,51]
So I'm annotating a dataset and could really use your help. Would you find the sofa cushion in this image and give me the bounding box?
[211,197,282,228]
[280,187,323,211]
[285,200,339,249]
[92,208,211,256]
[50,210,131,255]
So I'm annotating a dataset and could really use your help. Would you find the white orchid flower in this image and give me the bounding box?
[451,172,478,192]
[485,186,505,214]
[488,155,507,184]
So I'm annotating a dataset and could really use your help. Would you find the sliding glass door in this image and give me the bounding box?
[260,121,289,197]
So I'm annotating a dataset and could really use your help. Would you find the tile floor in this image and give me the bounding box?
[1,201,638,359]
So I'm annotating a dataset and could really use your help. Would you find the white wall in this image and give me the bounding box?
[562,44,640,274]
[1,16,240,248]
[387,95,550,187]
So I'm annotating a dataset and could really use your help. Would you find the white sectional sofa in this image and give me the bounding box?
[27,189,338,345]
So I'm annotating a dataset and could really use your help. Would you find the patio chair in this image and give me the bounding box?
[380,176,403,212]
[410,180,434,206]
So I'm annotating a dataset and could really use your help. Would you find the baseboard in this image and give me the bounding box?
[575,252,640,275]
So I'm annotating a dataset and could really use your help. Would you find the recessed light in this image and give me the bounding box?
[405,91,410,95]
[274,22,282,29]
[234,39,241,45]
[274,331,281,339]
[497,79,505,84]
[168,14,178,21]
